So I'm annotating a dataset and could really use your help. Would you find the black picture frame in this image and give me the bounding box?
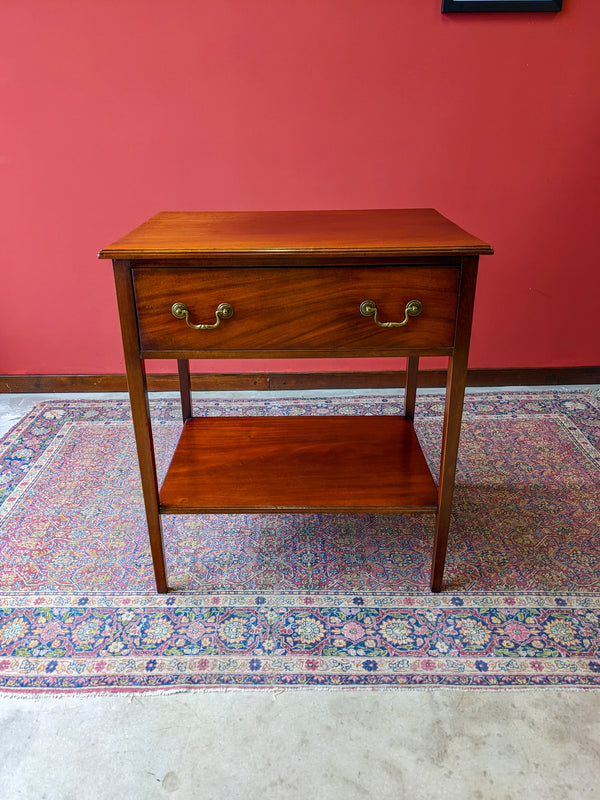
[442,0,562,11]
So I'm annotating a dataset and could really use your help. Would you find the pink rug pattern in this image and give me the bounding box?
[0,390,598,691]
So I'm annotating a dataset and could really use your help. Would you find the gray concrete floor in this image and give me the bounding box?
[1,389,599,800]
[2,689,600,800]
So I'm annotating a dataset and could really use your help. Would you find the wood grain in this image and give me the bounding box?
[431,257,479,592]
[99,209,493,262]
[133,266,459,354]
[159,415,438,514]
[113,261,168,592]
[99,209,495,593]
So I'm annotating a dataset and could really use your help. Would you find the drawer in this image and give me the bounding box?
[133,266,460,353]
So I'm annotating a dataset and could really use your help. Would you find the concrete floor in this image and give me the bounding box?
[1,390,599,800]
[2,689,600,800]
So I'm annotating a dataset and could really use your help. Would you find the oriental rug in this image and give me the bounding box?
[0,390,598,693]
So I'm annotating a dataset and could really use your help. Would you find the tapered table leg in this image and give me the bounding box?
[404,356,419,421]
[177,359,192,422]
[113,260,168,593]
[431,355,468,592]
[430,256,478,592]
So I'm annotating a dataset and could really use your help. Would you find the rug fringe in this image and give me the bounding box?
[1,684,598,700]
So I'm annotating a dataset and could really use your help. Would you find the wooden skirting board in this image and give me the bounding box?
[1,366,599,393]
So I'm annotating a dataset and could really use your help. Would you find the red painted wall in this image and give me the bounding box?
[2,0,599,376]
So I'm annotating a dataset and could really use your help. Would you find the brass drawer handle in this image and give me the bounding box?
[171,301,234,330]
[360,299,423,328]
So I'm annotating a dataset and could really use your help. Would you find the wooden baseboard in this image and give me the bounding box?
[1,366,598,393]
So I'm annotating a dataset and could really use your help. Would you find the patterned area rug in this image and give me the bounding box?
[0,390,598,692]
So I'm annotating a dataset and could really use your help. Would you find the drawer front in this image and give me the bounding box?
[133,266,459,353]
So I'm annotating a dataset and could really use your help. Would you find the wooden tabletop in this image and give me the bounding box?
[98,209,493,261]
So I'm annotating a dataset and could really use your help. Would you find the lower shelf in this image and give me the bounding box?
[159,415,438,514]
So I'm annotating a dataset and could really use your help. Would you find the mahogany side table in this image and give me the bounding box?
[99,209,493,592]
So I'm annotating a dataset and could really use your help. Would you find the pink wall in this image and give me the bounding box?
[2,0,599,376]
